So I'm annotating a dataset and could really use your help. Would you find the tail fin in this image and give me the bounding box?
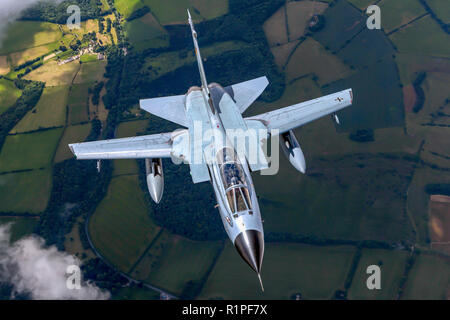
[187,9,209,95]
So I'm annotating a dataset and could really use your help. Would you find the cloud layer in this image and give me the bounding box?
[0,0,62,47]
[0,224,110,300]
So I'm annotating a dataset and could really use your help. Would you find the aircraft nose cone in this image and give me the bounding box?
[234,230,264,273]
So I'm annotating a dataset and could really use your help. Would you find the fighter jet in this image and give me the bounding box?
[69,10,353,292]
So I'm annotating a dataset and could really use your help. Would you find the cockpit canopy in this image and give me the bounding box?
[216,148,252,214]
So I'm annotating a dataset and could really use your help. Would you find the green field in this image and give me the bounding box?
[132,230,223,295]
[347,0,378,10]
[426,0,450,23]
[0,169,52,213]
[68,84,90,125]
[348,249,408,299]
[379,0,427,33]
[0,78,21,115]
[143,41,249,81]
[324,57,403,131]
[114,0,144,19]
[402,253,450,299]
[190,0,228,20]
[25,60,81,87]
[74,61,106,84]
[0,21,62,55]
[0,217,39,242]
[113,120,149,176]
[199,243,356,299]
[314,0,365,52]
[390,15,450,57]
[0,128,63,172]
[80,54,98,63]
[124,13,169,51]
[11,86,69,133]
[54,124,92,163]
[337,28,394,69]
[140,0,203,24]
[89,175,161,272]
[285,38,353,85]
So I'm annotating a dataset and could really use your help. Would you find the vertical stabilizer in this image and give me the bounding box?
[187,9,209,95]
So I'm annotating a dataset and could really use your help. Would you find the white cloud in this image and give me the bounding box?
[0,0,63,47]
[0,223,110,300]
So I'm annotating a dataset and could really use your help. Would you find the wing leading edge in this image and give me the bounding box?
[69,133,173,160]
[246,88,353,134]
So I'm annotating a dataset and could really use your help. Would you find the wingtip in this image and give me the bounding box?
[257,273,264,292]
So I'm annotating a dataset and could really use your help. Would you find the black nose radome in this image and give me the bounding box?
[234,230,264,273]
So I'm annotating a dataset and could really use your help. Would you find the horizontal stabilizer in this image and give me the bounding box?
[225,76,269,114]
[140,95,188,127]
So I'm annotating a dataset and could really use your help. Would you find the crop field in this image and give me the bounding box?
[190,0,229,20]
[73,61,106,84]
[378,0,427,33]
[89,175,161,272]
[348,249,408,299]
[0,128,63,173]
[429,196,450,253]
[64,217,95,261]
[113,120,149,176]
[347,0,378,10]
[68,84,90,125]
[395,53,450,86]
[285,0,328,41]
[285,38,353,85]
[0,55,9,75]
[323,57,403,132]
[124,13,169,51]
[9,44,51,67]
[140,0,203,25]
[24,60,80,87]
[390,15,450,58]
[114,0,144,19]
[337,28,394,69]
[314,0,365,52]
[407,167,450,245]
[270,40,299,70]
[0,217,39,242]
[252,151,415,243]
[54,124,92,163]
[263,6,288,47]
[80,54,98,63]
[402,253,450,299]
[199,243,356,299]
[143,41,248,81]
[0,21,61,55]
[132,230,223,295]
[0,78,21,115]
[11,86,69,134]
[426,0,450,23]
[0,169,52,213]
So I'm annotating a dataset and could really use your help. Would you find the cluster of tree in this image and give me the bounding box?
[21,0,105,24]
[90,82,104,106]
[14,57,41,72]
[98,18,104,33]
[308,15,326,32]
[349,129,375,142]
[127,6,150,21]
[106,18,112,33]
[81,258,128,292]
[0,80,44,150]
[36,118,108,249]
[425,183,450,196]
[412,72,426,113]
[17,62,43,79]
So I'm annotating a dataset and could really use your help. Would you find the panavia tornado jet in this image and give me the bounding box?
[69,10,353,291]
